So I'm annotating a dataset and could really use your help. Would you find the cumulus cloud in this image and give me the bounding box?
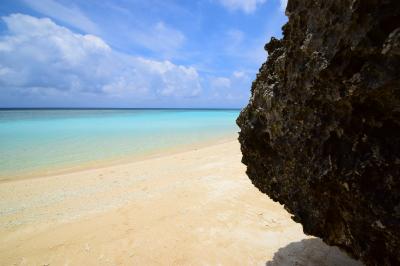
[0,14,201,99]
[23,0,186,59]
[217,0,266,13]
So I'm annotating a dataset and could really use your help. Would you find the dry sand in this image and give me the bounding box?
[0,139,363,265]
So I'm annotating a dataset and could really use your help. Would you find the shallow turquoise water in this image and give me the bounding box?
[0,109,240,179]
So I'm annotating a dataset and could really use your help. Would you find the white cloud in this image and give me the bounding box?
[211,77,231,88]
[135,58,201,97]
[209,70,252,100]
[280,0,288,11]
[128,21,185,57]
[233,71,246,79]
[217,0,266,13]
[0,14,201,99]
[23,1,186,59]
[22,0,99,34]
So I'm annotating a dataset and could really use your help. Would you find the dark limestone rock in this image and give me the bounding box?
[236,0,400,265]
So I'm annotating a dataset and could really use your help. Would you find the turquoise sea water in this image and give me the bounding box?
[0,109,240,180]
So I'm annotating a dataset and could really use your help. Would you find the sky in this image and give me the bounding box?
[0,0,287,108]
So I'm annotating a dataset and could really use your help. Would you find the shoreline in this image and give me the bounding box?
[0,134,237,184]
[0,139,362,265]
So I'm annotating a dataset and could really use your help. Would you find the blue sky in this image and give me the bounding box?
[0,0,287,108]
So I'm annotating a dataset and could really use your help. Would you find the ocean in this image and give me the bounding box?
[0,109,240,180]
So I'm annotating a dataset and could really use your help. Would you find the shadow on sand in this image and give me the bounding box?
[266,238,364,266]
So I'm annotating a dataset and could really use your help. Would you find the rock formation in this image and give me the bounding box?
[236,0,400,265]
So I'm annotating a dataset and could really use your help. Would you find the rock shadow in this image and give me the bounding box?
[266,238,364,266]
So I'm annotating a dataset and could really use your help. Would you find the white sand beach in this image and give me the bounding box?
[0,140,362,265]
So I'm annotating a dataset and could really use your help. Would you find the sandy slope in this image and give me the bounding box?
[0,140,362,265]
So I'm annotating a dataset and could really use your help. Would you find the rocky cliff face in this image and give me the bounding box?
[237,0,400,265]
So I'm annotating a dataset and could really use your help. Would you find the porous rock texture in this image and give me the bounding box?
[237,0,400,265]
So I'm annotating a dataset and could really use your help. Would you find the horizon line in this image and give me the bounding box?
[0,107,242,110]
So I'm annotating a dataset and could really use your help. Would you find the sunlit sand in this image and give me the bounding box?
[0,139,361,265]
